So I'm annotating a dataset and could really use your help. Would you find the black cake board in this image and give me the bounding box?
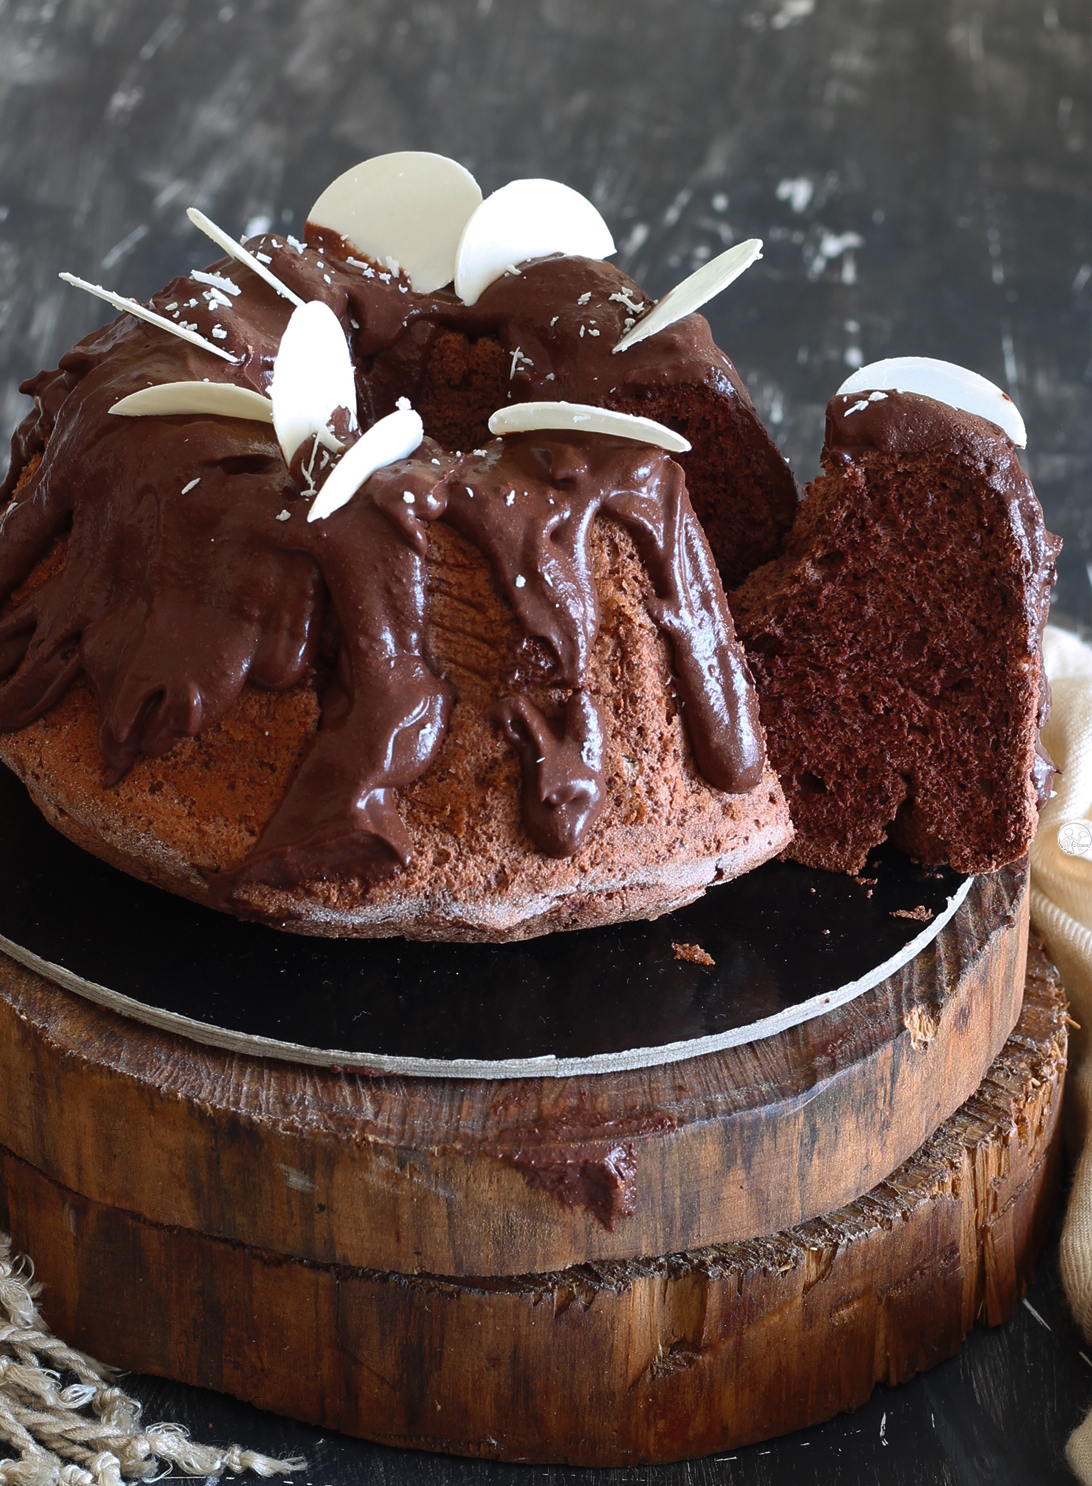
[0,761,971,1077]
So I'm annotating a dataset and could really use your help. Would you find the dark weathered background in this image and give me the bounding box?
[1,0,1090,1480]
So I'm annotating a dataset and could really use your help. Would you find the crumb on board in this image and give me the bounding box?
[890,905,934,923]
[672,941,715,967]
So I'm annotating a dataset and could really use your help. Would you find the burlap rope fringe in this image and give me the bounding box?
[0,1233,304,1485]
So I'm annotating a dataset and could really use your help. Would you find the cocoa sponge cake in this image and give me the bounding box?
[0,156,795,941]
[730,360,1060,876]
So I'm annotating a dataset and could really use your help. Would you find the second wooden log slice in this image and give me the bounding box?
[0,862,1027,1275]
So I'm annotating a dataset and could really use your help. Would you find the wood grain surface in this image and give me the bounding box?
[0,936,1064,1466]
[0,863,1027,1276]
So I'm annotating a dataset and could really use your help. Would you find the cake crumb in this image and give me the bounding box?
[891,904,933,923]
[673,941,715,966]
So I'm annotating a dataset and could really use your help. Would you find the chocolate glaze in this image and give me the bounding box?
[489,1111,676,1231]
[0,239,764,892]
[825,389,1061,804]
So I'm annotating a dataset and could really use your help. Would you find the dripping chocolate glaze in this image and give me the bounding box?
[0,238,764,892]
[826,389,1061,804]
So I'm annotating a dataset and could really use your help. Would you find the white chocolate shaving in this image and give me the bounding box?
[186,208,305,308]
[613,239,763,354]
[270,301,358,465]
[836,356,1026,446]
[308,152,482,296]
[308,407,424,523]
[110,381,274,422]
[58,273,238,363]
[454,179,615,306]
[488,401,690,453]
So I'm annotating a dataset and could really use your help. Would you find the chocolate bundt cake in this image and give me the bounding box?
[730,373,1060,876]
[0,161,797,941]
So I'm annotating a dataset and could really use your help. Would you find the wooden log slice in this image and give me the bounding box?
[0,864,1027,1275]
[0,937,1065,1466]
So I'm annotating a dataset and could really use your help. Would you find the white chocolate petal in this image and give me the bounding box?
[454,179,615,306]
[308,152,482,295]
[613,239,763,354]
[270,301,358,465]
[488,401,690,453]
[308,408,425,523]
[836,357,1026,447]
[186,208,305,308]
[110,381,273,421]
[58,273,238,363]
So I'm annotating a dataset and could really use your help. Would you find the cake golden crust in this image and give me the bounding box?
[1,518,791,941]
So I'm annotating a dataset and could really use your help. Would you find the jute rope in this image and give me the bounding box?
[0,1233,304,1485]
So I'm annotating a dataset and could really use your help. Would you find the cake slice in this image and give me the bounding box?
[730,362,1060,875]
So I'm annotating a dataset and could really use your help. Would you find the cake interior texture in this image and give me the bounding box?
[730,390,1060,876]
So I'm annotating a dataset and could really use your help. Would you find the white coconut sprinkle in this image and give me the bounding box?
[609,289,646,314]
[515,575,526,588]
[276,508,291,521]
[505,490,515,505]
[181,477,200,494]
[210,325,227,339]
[286,236,305,254]
[510,348,533,379]
[403,490,415,504]
[577,291,592,305]
[549,315,559,326]
[255,252,272,264]
[192,269,241,296]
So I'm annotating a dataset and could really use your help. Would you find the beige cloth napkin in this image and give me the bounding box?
[1029,625,1092,1481]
